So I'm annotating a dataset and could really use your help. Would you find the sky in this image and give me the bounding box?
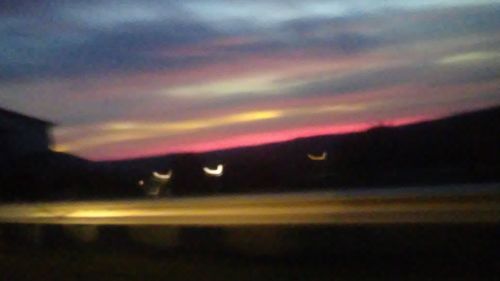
[0,0,499,160]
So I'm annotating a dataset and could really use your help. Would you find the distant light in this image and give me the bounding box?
[307,152,327,161]
[203,164,224,177]
[138,180,145,187]
[153,170,173,180]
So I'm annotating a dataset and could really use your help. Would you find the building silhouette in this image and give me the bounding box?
[0,107,142,201]
[0,107,56,200]
[0,107,53,160]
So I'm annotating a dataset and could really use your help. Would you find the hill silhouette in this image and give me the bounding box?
[96,105,500,196]
[1,106,499,201]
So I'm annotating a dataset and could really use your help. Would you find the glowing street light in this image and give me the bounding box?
[307,151,327,161]
[203,164,224,177]
[152,170,173,181]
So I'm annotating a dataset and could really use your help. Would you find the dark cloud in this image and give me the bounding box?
[380,4,500,44]
[0,19,220,81]
[285,60,500,99]
[0,0,48,15]
[0,1,499,82]
[191,58,500,112]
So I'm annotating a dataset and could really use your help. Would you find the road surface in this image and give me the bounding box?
[0,184,498,225]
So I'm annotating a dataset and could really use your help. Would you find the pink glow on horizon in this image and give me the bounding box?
[93,114,431,161]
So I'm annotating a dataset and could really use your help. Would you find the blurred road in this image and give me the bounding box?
[0,184,498,225]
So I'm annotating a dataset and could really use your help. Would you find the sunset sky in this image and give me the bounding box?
[1,0,499,160]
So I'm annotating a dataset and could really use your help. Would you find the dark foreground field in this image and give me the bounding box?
[1,224,498,281]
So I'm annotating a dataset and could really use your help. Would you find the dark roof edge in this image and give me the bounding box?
[0,107,55,127]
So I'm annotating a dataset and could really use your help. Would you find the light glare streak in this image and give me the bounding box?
[203,164,224,177]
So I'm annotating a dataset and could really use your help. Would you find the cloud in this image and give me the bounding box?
[1,1,499,159]
[0,1,494,82]
[53,102,367,152]
[1,1,498,83]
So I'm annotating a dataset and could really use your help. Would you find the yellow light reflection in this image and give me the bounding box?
[53,131,152,152]
[157,109,283,131]
[0,188,496,225]
[53,110,283,152]
[54,103,366,153]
